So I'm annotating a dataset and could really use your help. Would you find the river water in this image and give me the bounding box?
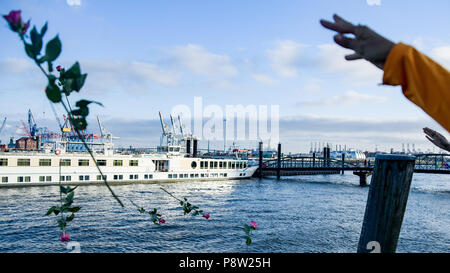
[0,173,448,253]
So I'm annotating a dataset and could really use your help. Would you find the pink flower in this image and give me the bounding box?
[60,232,70,242]
[3,10,29,34]
[3,10,21,26]
[250,221,257,229]
[56,65,62,71]
[203,213,210,219]
[159,218,166,224]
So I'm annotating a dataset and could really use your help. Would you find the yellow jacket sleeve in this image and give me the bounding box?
[383,43,450,132]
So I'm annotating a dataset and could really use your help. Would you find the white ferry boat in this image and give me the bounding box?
[0,115,258,187]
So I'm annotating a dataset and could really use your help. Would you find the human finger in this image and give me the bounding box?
[334,34,358,50]
[333,14,357,33]
[345,53,363,60]
[320,16,355,34]
[425,135,436,144]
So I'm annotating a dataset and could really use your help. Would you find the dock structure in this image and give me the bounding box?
[254,142,450,183]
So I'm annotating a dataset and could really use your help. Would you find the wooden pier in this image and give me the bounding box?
[254,142,450,184]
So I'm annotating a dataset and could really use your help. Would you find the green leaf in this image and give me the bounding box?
[67,206,81,213]
[57,218,66,230]
[45,206,57,216]
[60,185,69,194]
[244,224,251,235]
[30,26,42,56]
[45,79,61,103]
[45,35,62,62]
[61,62,81,79]
[246,237,252,246]
[71,73,87,92]
[40,22,48,37]
[71,117,87,131]
[67,186,78,193]
[66,213,75,222]
[24,43,35,59]
[65,192,75,204]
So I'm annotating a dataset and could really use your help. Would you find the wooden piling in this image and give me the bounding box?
[258,141,263,179]
[357,154,415,253]
[341,153,345,174]
[277,143,281,180]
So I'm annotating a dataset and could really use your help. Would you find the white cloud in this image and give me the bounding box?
[366,0,381,6]
[171,44,237,77]
[297,90,388,107]
[431,45,450,70]
[0,58,34,74]
[268,40,306,78]
[252,73,277,84]
[67,0,82,6]
[317,43,383,84]
[75,60,179,94]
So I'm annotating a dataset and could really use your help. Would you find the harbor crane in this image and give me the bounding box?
[96,115,118,142]
[0,117,6,143]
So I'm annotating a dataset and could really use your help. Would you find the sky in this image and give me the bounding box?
[1,0,450,153]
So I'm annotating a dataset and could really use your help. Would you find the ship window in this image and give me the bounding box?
[149,174,153,179]
[39,176,45,182]
[17,159,30,166]
[1,177,8,183]
[129,160,138,166]
[60,176,65,182]
[78,159,89,166]
[200,161,204,169]
[85,175,89,181]
[113,160,123,166]
[224,173,227,177]
[97,160,107,166]
[0,158,7,166]
[46,176,51,182]
[17,176,24,182]
[214,162,218,169]
[39,159,52,166]
[219,162,223,168]
[144,174,148,179]
[129,174,134,179]
[134,174,138,179]
[173,174,178,178]
[195,174,199,178]
[190,174,194,178]
[201,174,205,177]
[119,175,123,180]
[114,175,118,180]
[66,176,71,181]
[79,175,84,181]
[168,174,172,178]
[210,162,213,168]
[191,161,197,169]
[97,175,106,180]
[60,159,71,166]
[228,162,231,168]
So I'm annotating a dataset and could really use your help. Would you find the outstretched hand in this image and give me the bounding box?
[320,14,395,70]
[423,127,450,152]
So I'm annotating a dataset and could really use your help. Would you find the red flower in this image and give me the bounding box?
[56,65,62,71]
[159,218,166,224]
[250,221,257,229]
[202,213,210,219]
[3,10,29,35]
[60,232,70,242]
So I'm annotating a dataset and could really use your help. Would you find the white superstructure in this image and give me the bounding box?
[0,114,258,187]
